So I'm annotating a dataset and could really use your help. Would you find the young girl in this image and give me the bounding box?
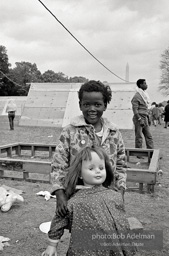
[42,147,137,256]
[51,80,127,217]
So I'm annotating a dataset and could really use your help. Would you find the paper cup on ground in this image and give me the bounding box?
[39,221,51,234]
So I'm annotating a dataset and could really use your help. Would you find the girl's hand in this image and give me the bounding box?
[41,245,57,256]
[55,190,68,217]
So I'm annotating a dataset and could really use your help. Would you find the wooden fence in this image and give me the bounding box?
[0,143,160,192]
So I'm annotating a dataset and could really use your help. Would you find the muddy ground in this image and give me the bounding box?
[0,117,169,256]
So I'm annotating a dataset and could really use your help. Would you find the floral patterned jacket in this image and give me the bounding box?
[50,115,127,193]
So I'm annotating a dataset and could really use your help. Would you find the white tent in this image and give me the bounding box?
[19,82,135,129]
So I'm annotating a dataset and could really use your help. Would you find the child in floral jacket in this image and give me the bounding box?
[50,80,127,216]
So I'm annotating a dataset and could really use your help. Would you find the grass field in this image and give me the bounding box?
[0,116,169,256]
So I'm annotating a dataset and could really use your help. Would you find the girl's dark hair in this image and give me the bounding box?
[64,146,114,199]
[78,80,112,107]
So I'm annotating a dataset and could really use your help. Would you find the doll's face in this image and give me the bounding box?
[81,151,106,187]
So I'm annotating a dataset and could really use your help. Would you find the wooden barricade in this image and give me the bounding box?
[125,148,160,193]
[0,143,56,183]
[0,143,160,192]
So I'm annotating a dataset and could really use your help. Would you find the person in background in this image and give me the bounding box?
[42,146,137,256]
[157,103,164,125]
[151,103,160,126]
[164,100,169,128]
[50,80,127,217]
[6,99,17,130]
[131,79,154,149]
[148,102,156,126]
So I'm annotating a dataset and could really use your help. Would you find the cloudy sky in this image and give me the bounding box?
[1,0,169,102]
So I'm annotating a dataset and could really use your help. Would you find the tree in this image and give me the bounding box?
[0,45,11,95]
[0,76,20,96]
[69,76,88,83]
[41,70,68,82]
[8,69,30,96]
[6,62,42,95]
[0,45,10,75]
[159,47,169,95]
[42,70,59,82]
[0,45,90,95]
[12,62,42,85]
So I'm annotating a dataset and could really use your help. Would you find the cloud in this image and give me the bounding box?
[1,0,169,102]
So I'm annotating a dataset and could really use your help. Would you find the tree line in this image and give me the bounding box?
[1,44,169,96]
[159,47,169,96]
[0,45,88,96]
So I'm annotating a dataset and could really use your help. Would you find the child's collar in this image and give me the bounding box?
[70,115,94,127]
[70,115,118,131]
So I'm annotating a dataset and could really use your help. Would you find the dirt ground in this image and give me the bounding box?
[0,116,169,256]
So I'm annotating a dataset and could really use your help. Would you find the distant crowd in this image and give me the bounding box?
[149,101,169,128]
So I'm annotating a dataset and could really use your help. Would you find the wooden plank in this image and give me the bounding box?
[125,148,154,159]
[127,169,156,184]
[147,151,151,163]
[0,143,19,149]
[0,158,23,172]
[126,148,159,190]
[33,146,55,152]
[31,145,35,156]
[19,145,32,151]
[0,158,50,172]
[19,143,56,151]
[3,145,19,157]
[149,149,160,172]
[23,171,29,180]
[126,148,153,153]
[0,158,50,164]
[0,158,51,183]
[23,161,51,174]
[0,143,56,158]
[139,183,143,192]
[0,170,4,177]
[15,145,21,156]
[126,149,130,162]
[7,147,12,157]
[49,146,53,158]
[19,143,56,146]
[0,176,49,184]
